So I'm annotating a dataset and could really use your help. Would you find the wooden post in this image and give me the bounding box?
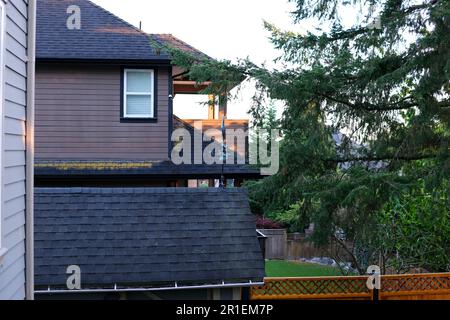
[219,93,227,119]
[208,94,215,119]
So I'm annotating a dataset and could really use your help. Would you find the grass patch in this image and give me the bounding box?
[265,260,346,277]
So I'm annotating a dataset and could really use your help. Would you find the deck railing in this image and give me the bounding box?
[173,118,250,162]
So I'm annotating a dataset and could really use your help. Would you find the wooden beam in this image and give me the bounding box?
[173,80,211,94]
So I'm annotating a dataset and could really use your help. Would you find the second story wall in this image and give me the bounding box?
[35,64,170,161]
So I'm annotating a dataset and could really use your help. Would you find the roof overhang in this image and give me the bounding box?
[34,161,263,180]
[174,80,211,94]
[36,58,172,66]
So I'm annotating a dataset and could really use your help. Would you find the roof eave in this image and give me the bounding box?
[36,57,172,66]
[35,280,265,295]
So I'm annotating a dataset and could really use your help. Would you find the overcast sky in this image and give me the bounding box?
[92,0,299,120]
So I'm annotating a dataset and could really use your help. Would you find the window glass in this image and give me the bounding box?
[126,95,152,116]
[124,69,154,118]
[127,71,152,93]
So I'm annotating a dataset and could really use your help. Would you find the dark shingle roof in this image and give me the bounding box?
[35,188,265,290]
[34,160,261,179]
[37,0,170,61]
[150,34,211,60]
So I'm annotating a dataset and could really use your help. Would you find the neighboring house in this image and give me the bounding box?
[0,0,35,300]
[33,0,264,300]
[34,0,259,188]
[332,132,386,170]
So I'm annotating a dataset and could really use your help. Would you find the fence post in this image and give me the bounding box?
[257,230,268,260]
[373,288,379,301]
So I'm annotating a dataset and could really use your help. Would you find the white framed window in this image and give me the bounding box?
[0,0,6,257]
[123,69,155,118]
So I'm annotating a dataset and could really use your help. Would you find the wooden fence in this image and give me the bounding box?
[258,229,287,260]
[379,273,450,300]
[250,273,450,300]
[251,276,372,300]
[257,229,352,260]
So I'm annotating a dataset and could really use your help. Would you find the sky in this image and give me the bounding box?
[91,0,299,120]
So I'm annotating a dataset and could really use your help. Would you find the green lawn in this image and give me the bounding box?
[265,260,346,277]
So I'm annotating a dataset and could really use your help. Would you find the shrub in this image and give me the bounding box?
[256,215,284,229]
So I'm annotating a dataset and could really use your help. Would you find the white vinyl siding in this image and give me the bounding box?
[0,0,6,256]
[123,69,154,118]
[0,0,28,300]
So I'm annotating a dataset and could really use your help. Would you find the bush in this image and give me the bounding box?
[376,184,450,273]
[255,215,284,229]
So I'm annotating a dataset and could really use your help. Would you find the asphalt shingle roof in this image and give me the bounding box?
[37,0,170,61]
[34,160,261,179]
[35,188,265,290]
[150,34,211,60]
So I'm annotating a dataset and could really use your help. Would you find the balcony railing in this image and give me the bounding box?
[173,117,250,164]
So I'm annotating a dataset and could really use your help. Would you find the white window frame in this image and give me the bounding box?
[123,69,155,119]
[0,0,6,258]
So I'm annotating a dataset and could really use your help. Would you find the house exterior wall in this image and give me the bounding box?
[0,0,30,300]
[35,64,170,161]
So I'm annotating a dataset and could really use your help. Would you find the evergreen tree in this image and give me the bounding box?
[153,0,449,272]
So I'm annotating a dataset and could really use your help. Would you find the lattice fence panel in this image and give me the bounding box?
[381,274,450,293]
[251,273,450,300]
[251,276,371,300]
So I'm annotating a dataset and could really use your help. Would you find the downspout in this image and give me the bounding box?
[168,66,173,160]
[25,0,36,301]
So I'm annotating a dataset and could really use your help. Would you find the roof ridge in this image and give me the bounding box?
[85,0,149,37]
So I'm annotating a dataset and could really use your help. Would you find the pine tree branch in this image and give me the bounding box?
[301,1,438,44]
[319,93,417,111]
[326,154,439,163]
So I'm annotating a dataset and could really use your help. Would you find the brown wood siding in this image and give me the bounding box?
[35,64,169,160]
